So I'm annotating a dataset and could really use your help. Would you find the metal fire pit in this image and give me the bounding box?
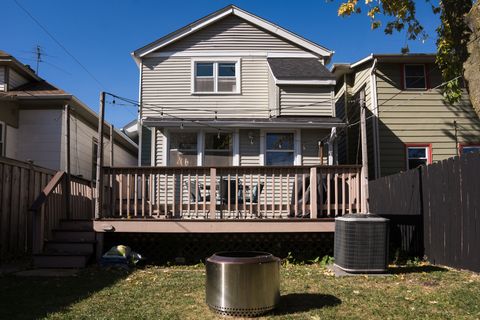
[206,251,280,317]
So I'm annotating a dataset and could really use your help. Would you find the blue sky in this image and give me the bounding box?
[4,0,440,128]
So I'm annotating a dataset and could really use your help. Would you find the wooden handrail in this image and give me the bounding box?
[103,164,363,171]
[29,171,66,213]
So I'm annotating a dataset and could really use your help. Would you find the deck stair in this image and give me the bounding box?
[33,219,95,269]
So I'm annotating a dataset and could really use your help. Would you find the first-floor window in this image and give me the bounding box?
[266,133,294,166]
[169,132,197,166]
[0,121,5,157]
[204,132,233,166]
[406,144,431,169]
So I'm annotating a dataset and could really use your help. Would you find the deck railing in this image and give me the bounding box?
[30,172,94,253]
[101,165,362,220]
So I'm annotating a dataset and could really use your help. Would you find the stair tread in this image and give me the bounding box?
[53,229,94,232]
[34,252,91,257]
[46,240,96,244]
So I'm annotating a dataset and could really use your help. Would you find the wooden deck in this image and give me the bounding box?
[93,218,335,233]
[99,165,363,221]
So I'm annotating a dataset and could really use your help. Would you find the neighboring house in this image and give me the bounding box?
[0,50,138,180]
[131,5,343,168]
[332,54,480,178]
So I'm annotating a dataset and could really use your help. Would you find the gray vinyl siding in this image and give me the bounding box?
[142,56,269,119]
[0,67,5,91]
[376,63,480,177]
[161,15,306,53]
[8,69,28,89]
[301,129,330,165]
[239,129,260,166]
[279,85,333,116]
[17,109,62,170]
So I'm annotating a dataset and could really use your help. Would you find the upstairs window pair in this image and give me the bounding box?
[194,61,239,93]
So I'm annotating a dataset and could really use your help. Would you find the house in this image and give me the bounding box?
[332,54,480,179]
[0,50,138,180]
[132,5,343,169]
[88,5,367,235]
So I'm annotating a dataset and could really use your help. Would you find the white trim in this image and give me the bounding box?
[197,130,204,166]
[403,64,427,90]
[137,61,143,166]
[163,129,169,167]
[233,129,240,166]
[294,129,301,165]
[145,51,319,58]
[134,6,333,59]
[191,58,241,94]
[350,54,374,69]
[151,127,156,166]
[275,79,336,86]
[259,130,265,165]
[406,145,430,170]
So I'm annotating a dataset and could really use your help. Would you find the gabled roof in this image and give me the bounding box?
[331,53,437,79]
[268,58,335,85]
[132,5,333,63]
[0,49,41,81]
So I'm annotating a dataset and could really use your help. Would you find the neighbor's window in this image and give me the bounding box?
[404,64,427,90]
[266,133,294,166]
[406,145,431,169]
[204,132,233,166]
[0,121,5,157]
[92,138,98,181]
[194,61,239,93]
[460,144,480,155]
[169,132,198,166]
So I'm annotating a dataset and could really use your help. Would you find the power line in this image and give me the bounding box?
[12,0,106,89]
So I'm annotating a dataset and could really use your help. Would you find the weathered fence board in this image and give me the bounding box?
[0,157,55,263]
[369,153,480,272]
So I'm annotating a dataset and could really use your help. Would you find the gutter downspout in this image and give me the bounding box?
[369,58,381,179]
[137,61,143,167]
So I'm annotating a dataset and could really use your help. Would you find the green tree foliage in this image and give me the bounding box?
[335,0,473,104]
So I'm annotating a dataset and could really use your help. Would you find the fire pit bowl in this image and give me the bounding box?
[205,251,280,317]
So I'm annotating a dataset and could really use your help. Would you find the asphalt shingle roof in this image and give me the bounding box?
[267,58,335,81]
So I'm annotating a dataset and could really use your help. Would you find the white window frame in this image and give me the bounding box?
[261,129,301,166]
[404,64,427,90]
[406,145,431,170]
[165,129,239,166]
[191,58,241,94]
[0,121,5,157]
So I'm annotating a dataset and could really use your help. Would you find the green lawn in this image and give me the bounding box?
[1,263,479,320]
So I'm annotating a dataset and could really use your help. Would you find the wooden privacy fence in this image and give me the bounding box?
[101,165,363,219]
[369,153,480,272]
[30,172,94,254]
[0,157,55,262]
[0,156,94,263]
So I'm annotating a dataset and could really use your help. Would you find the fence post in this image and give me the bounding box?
[32,207,45,254]
[210,168,217,219]
[310,167,318,219]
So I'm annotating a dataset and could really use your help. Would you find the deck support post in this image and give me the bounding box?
[310,167,318,219]
[210,168,217,219]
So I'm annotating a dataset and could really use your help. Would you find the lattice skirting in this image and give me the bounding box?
[104,232,334,264]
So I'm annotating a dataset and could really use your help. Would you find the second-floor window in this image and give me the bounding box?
[404,64,427,90]
[193,60,240,94]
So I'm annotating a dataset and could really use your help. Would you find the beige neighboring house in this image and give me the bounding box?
[132,5,343,168]
[0,50,138,180]
[332,53,480,178]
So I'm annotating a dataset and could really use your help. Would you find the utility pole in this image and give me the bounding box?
[64,104,71,218]
[35,45,42,75]
[94,92,106,219]
[359,90,370,213]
